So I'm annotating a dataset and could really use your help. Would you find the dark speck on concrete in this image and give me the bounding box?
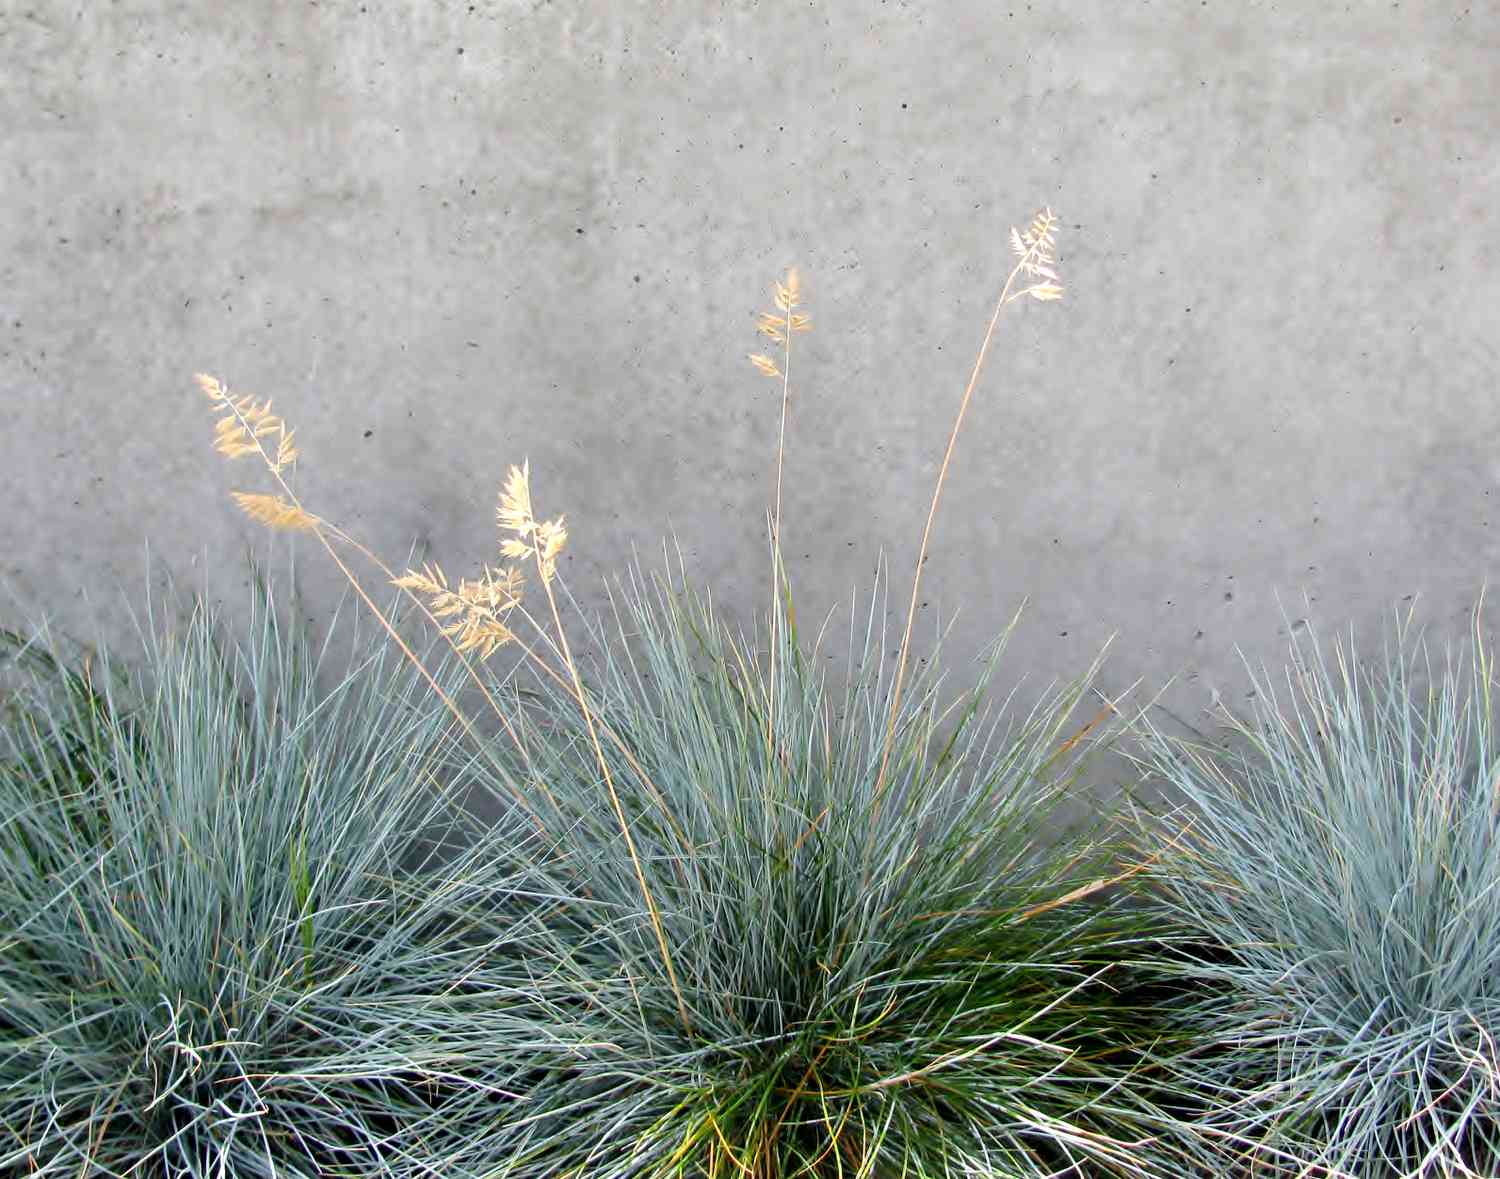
[363,429,374,439]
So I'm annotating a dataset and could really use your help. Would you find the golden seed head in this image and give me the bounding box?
[535,517,567,584]
[231,492,318,532]
[1009,208,1064,300]
[391,562,524,658]
[495,461,568,583]
[391,562,449,597]
[496,461,535,537]
[756,313,787,343]
[774,267,801,312]
[750,267,810,377]
[197,373,299,474]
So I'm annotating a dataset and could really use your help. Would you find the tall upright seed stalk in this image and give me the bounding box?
[499,462,693,1034]
[749,270,811,758]
[871,208,1065,806]
[193,375,693,1033]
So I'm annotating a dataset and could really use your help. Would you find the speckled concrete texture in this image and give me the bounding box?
[2,1,1497,734]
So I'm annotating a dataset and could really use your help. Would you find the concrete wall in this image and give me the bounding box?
[3,1,1498,733]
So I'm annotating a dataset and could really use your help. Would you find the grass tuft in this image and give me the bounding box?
[0,573,556,1178]
[1127,604,1500,1177]
[462,566,1179,1177]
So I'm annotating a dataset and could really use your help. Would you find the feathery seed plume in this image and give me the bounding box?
[195,372,299,474]
[391,562,524,657]
[747,268,811,380]
[496,460,568,584]
[774,267,801,312]
[1009,207,1064,302]
[231,493,319,532]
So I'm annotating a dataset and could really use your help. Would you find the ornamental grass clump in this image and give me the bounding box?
[0,580,557,1178]
[187,206,1181,1174]
[464,566,1176,1178]
[1127,607,1500,1177]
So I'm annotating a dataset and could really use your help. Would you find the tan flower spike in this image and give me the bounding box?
[231,493,319,532]
[774,268,802,313]
[497,461,568,584]
[1007,208,1065,302]
[196,372,299,474]
[747,268,810,380]
[755,313,787,344]
[391,562,524,658]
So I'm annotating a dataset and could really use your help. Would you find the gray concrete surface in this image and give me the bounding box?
[3,1,1498,742]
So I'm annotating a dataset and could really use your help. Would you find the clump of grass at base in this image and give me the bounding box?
[464,567,1178,1178]
[1126,606,1500,1177]
[0,576,557,1178]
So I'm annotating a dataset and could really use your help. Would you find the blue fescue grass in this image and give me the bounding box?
[0,573,565,1178]
[178,208,1205,1174]
[456,560,1184,1178]
[1126,604,1500,1177]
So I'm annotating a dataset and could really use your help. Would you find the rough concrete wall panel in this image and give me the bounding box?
[2,1,1497,736]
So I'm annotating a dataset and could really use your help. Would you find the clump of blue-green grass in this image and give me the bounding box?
[0,574,561,1178]
[1127,604,1500,1177]
[466,560,1183,1178]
